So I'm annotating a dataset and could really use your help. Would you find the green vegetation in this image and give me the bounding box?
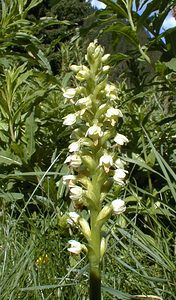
[0,0,175,299]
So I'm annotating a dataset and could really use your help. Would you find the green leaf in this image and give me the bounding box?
[102,286,131,299]
[24,112,38,160]
[100,0,128,18]
[146,150,156,168]
[0,149,22,165]
[164,58,176,72]
[104,23,138,47]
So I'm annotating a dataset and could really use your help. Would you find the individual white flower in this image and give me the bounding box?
[64,154,82,168]
[76,96,92,107]
[111,199,126,214]
[101,54,110,63]
[105,107,123,118]
[113,169,128,185]
[70,65,81,72]
[76,66,90,81]
[70,186,83,201]
[105,107,123,126]
[114,133,129,145]
[67,212,80,225]
[86,124,103,138]
[63,113,76,126]
[68,141,80,152]
[99,154,113,173]
[105,84,118,100]
[67,240,82,254]
[102,65,110,73]
[114,158,125,169]
[63,88,77,99]
[62,175,76,187]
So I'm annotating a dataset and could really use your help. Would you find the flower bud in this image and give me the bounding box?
[96,204,112,224]
[111,199,126,214]
[79,218,91,240]
[100,237,107,259]
[94,45,104,59]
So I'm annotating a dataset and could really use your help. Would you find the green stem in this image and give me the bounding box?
[89,210,101,300]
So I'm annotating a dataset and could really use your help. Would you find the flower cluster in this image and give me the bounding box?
[62,41,128,256]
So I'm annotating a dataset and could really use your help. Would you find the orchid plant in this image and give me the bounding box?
[63,40,129,300]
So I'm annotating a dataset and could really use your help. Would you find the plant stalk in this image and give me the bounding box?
[89,210,101,300]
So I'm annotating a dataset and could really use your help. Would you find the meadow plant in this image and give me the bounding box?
[63,40,129,300]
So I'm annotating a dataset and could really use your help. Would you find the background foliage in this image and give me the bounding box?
[0,0,175,299]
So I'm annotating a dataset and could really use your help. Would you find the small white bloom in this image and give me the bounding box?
[114,158,125,169]
[63,88,77,99]
[67,212,80,225]
[112,199,126,214]
[63,175,76,187]
[99,154,113,166]
[105,84,118,100]
[99,154,113,173]
[68,141,80,152]
[105,107,123,126]
[76,96,92,107]
[101,54,110,63]
[68,240,82,254]
[102,65,110,73]
[113,169,128,185]
[114,133,129,145]
[63,113,76,126]
[70,65,81,72]
[86,124,103,138]
[105,107,123,118]
[76,66,90,81]
[70,186,83,201]
[64,154,82,168]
